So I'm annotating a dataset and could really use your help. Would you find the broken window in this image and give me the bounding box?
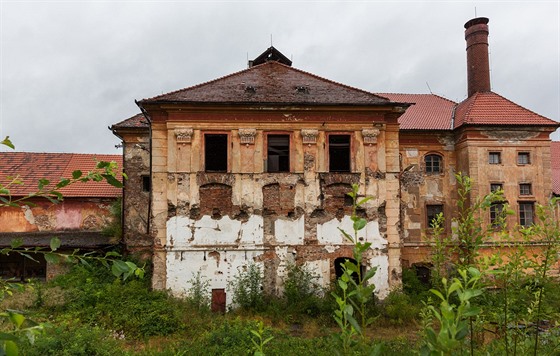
[517,152,530,165]
[519,183,532,196]
[205,134,228,172]
[0,253,46,281]
[329,135,351,172]
[266,135,290,172]
[426,204,444,229]
[424,154,442,174]
[519,202,534,227]
[489,152,501,164]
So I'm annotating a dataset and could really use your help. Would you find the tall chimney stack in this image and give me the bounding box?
[464,17,491,97]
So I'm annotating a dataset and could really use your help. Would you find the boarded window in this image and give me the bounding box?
[329,135,351,172]
[267,135,290,172]
[205,134,228,172]
[199,183,233,217]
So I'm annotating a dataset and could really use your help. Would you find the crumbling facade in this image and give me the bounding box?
[112,17,559,310]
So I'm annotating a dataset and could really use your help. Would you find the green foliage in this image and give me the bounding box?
[20,322,124,356]
[382,290,420,325]
[50,264,181,338]
[420,267,483,355]
[332,183,379,354]
[102,197,122,240]
[185,269,211,311]
[250,320,274,356]
[282,263,326,317]
[229,263,264,311]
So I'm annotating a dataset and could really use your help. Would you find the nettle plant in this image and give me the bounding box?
[0,135,143,355]
[332,184,378,354]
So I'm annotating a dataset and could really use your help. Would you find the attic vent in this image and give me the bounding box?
[295,85,309,94]
[245,85,256,93]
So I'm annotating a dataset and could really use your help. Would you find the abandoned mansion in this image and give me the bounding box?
[110,17,559,310]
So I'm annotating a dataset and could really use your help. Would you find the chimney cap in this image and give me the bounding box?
[464,17,489,29]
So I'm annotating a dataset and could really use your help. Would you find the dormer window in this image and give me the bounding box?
[295,85,309,94]
[245,85,256,93]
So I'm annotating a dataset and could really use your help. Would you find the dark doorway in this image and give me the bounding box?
[211,288,226,313]
[334,257,360,284]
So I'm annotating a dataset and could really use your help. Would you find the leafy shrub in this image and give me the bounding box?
[21,322,123,356]
[49,264,183,338]
[381,290,420,325]
[282,263,329,317]
[186,269,210,311]
[229,263,264,311]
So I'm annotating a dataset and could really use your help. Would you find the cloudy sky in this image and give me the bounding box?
[1,1,559,154]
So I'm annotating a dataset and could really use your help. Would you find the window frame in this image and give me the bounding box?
[426,204,444,229]
[519,183,533,196]
[265,132,292,173]
[518,202,535,227]
[517,152,531,166]
[203,132,230,173]
[424,153,443,175]
[490,183,503,193]
[488,151,502,165]
[490,202,505,228]
[327,133,352,173]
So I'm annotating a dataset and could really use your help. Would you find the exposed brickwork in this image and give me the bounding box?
[323,183,353,218]
[199,183,233,217]
[262,183,295,216]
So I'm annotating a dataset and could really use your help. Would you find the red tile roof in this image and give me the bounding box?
[551,142,560,195]
[377,93,456,130]
[139,61,395,106]
[0,153,122,198]
[454,92,558,129]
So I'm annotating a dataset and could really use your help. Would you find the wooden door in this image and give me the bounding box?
[211,288,226,313]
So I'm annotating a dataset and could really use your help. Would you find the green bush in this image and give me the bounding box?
[229,263,264,311]
[282,263,329,317]
[381,290,420,325]
[21,322,124,356]
[48,264,183,338]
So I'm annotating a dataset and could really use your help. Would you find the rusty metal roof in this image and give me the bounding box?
[0,152,122,198]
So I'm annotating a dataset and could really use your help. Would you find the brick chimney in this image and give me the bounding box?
[464,17,491,97]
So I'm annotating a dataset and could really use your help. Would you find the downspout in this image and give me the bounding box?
[135,100,153,237]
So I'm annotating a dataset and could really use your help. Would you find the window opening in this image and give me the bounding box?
[519,202,534,227]
[490,183,503,193]
[426,204,444,229]
[489,152,501,164]
[425,154,442,174]
[141,175,151,192]
[267,135,290,172]
[517,152,530,165]
[519,183,532,196]
[490,203,505,227]
[329,135,351,172]
[205,134,228,172]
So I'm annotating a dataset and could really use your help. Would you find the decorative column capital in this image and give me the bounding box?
[238,128,257,144]
[301,129,319,144]
[362,128,380,145]
[175,128,194,143]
